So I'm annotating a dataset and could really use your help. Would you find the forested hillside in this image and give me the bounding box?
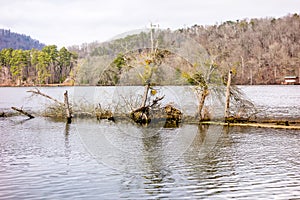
[70,13,300,85]
[0,14,299,86]
[0,45,78,85]
[0,29,45,50]
[185,13,300,84]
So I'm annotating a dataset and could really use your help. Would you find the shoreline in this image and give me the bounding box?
[1,83,300,87]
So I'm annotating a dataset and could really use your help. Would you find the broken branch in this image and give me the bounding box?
[149,95,165,107]
[27,88,64,106]
[11,107,34,119]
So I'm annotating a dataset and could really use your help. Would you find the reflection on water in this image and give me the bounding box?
[0,116,299,199]
[0,85,300,199]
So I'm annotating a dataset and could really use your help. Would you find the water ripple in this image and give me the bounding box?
[0,116,300,199]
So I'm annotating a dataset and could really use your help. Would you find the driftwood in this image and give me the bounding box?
[11,107,34,119]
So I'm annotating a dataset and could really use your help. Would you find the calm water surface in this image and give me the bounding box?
[0,86,299,199]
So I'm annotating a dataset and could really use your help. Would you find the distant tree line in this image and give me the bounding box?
[0,29,45,50]
[70,13,300,85]
[1,14,298,86]
[0,45,78,85]
[184,13,300,84]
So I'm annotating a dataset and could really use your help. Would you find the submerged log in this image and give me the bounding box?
[225,116,249,123]
[11,107,34,119]
[200,121,300,130]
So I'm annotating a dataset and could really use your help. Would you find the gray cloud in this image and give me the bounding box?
[0,0,299,47]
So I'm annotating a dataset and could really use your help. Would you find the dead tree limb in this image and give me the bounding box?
[27,88,64,106]
[149,95,165,107]
[27,88,72,122]
[11,107,34,119]
[130,94,164,124]
[141,83,150,108]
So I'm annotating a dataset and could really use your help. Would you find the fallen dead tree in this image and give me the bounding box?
[11,107,34,119]
[5,87,296,131]
[200,121,300,130]
[130,95,165,124]
[27,88,72,123]
[27,88,64,106]
[129,85,183,125]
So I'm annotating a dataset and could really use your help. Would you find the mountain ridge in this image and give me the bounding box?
[0,29,45,50]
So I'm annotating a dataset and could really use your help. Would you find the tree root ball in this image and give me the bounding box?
[164,104,182,121]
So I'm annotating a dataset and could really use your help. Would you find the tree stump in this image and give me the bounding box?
[164,104,182,121]
[130,106,150,124]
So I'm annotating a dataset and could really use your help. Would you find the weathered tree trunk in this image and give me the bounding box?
[224,70,232,120]
[11,106,34,119]
[131,83,150,124]
[198,88,209,121]
[130,84,165,124]
[141,83,150,108]
[64,90,72,124]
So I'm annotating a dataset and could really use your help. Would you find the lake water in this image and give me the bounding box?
[0,85,299,199]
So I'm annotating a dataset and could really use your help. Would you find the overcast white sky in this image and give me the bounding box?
[0,0,299,47]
